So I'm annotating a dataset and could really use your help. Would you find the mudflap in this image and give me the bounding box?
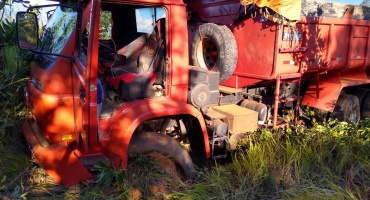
[22,120,92,186]
[301,69,370,112]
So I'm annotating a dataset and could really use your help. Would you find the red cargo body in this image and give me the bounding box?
[186,0,370,112]
[223,16,370,88]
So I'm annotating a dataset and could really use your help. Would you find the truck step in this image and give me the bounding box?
[79,154,109,168]
[219,85,244,94]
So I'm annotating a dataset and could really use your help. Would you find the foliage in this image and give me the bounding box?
[1,18,16,46]
[82,119,370,199]
[91,160,125,188]
[0,44,29,135]
[87,154,187,199]
[0,9,31,198]
[0,0,5,11]
[0,2,370,198]
[361,0,370,7]
[99,10,112,40]
[168,119,370,199]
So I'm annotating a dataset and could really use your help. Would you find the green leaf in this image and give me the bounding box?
[20,192,28,200]
[0,2,5,10]
[0,176,5,184]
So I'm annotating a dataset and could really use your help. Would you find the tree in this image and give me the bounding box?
[0,0,6,69]
[99,10,112,40]
[0,26,4,69]
[0,0,30,69]
[361,0,370,7]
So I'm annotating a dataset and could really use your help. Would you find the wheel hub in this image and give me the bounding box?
[201,38,218,71]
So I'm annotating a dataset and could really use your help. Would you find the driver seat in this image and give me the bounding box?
[106,18,165,101]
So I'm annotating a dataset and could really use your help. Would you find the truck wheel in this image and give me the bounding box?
[191,23,237,83]
[330,94,360,123]
[352,88,370,119]
[313,108,329,123]
[360,92,370,119]
[128,131,195,180]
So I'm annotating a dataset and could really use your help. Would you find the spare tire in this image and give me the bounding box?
[191,23,237,83]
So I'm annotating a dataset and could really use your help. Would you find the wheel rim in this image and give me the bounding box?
[202,38,218,71]
[196,37,218,71]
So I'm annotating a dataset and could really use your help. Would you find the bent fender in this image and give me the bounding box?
[104,98,210,169]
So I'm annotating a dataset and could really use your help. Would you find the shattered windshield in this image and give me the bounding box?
[39,3,77,58]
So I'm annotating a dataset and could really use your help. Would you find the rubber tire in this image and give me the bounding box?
[128,131,195,180]
[361,92,370,119]
[313,108,329,123]
[191,23,238,83]
[352,88,370,119]
[330,94,360,123]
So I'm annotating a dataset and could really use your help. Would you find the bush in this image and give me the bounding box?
[168,121,370,199]
[0,19,32,195]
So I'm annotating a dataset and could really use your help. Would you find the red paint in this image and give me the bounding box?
[22,121,92,186]
[22,0,370,186]
[106,72,157,89]
[105,98,210,169]
[21,0,209,186]
[186,0,370,111]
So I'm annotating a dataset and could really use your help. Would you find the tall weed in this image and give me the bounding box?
[0,18,32,193]
[170,120,370,199]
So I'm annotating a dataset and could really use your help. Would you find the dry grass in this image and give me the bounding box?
[2,117,370,199]
[1,41,370,199]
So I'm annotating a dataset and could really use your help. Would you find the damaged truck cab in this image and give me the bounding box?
[17,0,370,186]
[18,0,213,185]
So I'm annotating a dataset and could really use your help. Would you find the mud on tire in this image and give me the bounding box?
[330,94,360,123]
[352,88,370,119]
[360,92,370,119]
[128,131,195,180]
[191,23,238,83]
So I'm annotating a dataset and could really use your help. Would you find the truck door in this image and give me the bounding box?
[80,2,168,149]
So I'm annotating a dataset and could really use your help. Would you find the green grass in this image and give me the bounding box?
[0,4,368,198]
[167,120,370,199]
[0,43,32,198]
[77,119,370,200]
[1,43,370,199]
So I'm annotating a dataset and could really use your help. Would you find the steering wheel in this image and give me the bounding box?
[99,42,116,53]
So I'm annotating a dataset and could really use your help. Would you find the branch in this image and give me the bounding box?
[5,169,28,192]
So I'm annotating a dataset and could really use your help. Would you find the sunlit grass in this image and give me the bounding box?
[0,42,31,198]
[168,119,370,199]
[2,50,370,199]
[1,41,370,199]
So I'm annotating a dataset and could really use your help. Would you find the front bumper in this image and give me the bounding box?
[22,118,92,186]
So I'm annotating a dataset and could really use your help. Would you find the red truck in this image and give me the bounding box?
[16,0,370,185]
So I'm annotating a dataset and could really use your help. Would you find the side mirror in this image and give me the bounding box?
[16,12,38,50]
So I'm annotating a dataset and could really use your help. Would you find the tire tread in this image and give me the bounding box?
[128,131,195,180]
[191,23,238,82]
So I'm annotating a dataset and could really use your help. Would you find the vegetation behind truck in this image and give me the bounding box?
[16,0,370,185]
